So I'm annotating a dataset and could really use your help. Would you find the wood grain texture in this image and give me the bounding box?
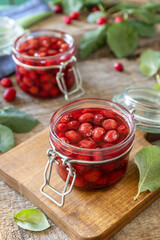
[0,129,160,240]
[1,1,160,239]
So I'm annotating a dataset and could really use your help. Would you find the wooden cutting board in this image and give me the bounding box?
[0,128,159,240]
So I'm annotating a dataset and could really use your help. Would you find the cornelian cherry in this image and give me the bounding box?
[70,11,80,20]
[63,16,72,24]
[53,4,63,13]
[3,88,16,102]
[96,17,107,25]
[1,77,12,88]
[114,62,123,72]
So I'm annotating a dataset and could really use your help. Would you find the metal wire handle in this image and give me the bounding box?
[40,149,76,207]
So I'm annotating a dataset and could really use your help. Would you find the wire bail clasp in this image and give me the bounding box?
[56,56,85,101]
[40,148,76,207]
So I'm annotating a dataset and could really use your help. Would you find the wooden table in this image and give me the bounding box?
[1,5,160,240]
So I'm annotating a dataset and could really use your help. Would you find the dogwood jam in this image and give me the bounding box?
[50,105,134,189]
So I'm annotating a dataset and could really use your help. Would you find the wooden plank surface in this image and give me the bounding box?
[1,2,160,240]
[1,128,160,240]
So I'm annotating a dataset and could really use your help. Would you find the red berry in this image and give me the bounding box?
[102,110,116,119]
[78,138,97,149]
[57,123,68,132]
[96,176,108,185]
[53,4,63,13]
[72,175,85,187]
[114,62,123,72]
[108,170,124,185]
[3,88,16,102]
[68,120,79,130]
[79,123,93,137]
[60,137,70,144]
[63,16,72,24]
[92,127,105,142]
[114,16,123,23]
[91,6,99,12]
[61,114,73,123]
[102,119,117,131]
[65,130,81,143]
[84,169,101,182]
[1,77,12,88]
[117,124,128,135]
[94,114,104,125]
[70,11,80,20]
[96,17,107,25]
[104,130,119,143]
[79,113,94,123]
[103,161,116,172]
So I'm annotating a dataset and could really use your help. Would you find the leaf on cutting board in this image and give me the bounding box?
[62,0,84,14]
[14,209,50,231]
[140,49,160,77]
[0,124,14,153]
[134,146,160,200]
[107,21,138,58]
[0,107,39,133]
[130,20,155,38]
[87,11,107,23]
[80,25,108,59]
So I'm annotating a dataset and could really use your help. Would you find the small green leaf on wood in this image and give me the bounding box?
[134,146,160,200]
[107,21,138,58]
[0,124,14,153]
[0,107,39,133]
[140,49,160,77]
[87,11,107,23]
[13,209,50,231]
[80,25,107,59]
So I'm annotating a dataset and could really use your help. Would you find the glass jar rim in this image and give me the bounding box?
[12,29,75,61]
[49,98,135,154]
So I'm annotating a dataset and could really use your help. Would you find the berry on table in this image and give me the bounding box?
[63,16,72,24]
[114,16,123,23]
[0,77,12,88]
[53,4,63,13]
[96,17,108,25]
[3,88,16,102]
[114,62,123,72]
[91,6,99,12]
[70,11,80,20]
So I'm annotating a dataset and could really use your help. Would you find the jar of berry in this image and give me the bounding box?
[12,29,84,100]
[41,98,135,206]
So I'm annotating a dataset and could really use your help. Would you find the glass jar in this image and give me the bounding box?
[41,98,135,206]
[12,29,84,100]
[0,16,24,56]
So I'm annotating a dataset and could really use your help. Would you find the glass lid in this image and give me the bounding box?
[113,87,160,133]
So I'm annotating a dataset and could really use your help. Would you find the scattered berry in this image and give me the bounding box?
[70,11,80,20]
[96,17,107,25]
[53,4,63,13]
[91,6,99,12]
[114,62,123,72]
[63,16,72,24]
[3,88,16,102]
[0,77,12,88]
[114,16,123,23]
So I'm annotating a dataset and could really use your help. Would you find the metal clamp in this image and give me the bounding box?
[40,149,76,207]
[56,56,85,101]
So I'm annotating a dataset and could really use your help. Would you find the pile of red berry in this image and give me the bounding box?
[1,77,16,102]
[51,107,130,189]
[14,35,75,98]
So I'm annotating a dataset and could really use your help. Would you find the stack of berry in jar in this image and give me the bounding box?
[50,105,134,190]
[12,30,75,98]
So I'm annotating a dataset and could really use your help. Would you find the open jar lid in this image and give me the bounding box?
[113,87,160,133]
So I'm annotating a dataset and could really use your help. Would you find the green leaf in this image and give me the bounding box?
[107,21,138,58]
[108,2,138,13]
[130,20,155,38]
[87,11,107,23]
[80,25,107,59]
[14,209,50,231]
[133,8,156,24]
[140,49,160,77]
[0,107,39,133]
[16,11,53,29]
[62,0,84,14]
[0,124,14,153]
[134,146,160,200]
[153,83,160,90]
[141,2,160,13]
